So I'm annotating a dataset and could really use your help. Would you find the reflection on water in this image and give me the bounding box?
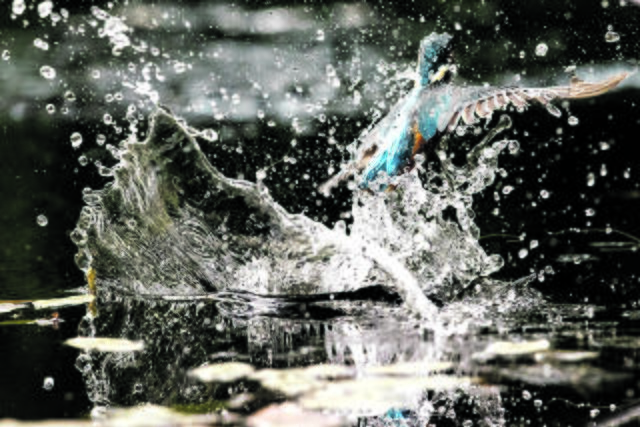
[68,286,640,426]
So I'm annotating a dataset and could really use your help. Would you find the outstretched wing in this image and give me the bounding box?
[444,72,630,133]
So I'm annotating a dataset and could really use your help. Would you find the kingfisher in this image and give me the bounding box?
[320,33,629,194]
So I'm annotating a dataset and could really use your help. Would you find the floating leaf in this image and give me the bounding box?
[189,362,255,383]
[0,319,37,326]
[299,375,476,415]
[250,364,353,397]
[364,361,452,377]
[473,339,550,362]
[64,337,144,352]
[534,350,599,364]
[106,403,238,426]
[0,303,27,314]
[32,294,94,310]
[250,369,328,397]
[247,402,345,427]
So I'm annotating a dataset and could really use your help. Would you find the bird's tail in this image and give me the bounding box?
[551,71,631,99]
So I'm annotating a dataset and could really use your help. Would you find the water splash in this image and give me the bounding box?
[73,104,522,324]
[74,108,446,317]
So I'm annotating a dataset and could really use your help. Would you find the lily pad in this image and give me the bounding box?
[299,375,476,415]
[247,402,346,427]
[364,361,453,377]
[0,302,27,314]
[64,337,144,353]
[106,403,238,426]
[473,339,550,362]
[250,369,328,397]
[0,319,37,326]
[534,350,599,364]
[189,362,255,383]
[32,294,94,310]
[249,364,353,397]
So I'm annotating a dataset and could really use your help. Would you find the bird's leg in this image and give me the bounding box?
[411,125,427,157]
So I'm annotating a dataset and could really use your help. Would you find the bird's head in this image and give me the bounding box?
[418,33,456,87]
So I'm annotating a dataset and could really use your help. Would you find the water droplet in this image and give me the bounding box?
[585,208,596,217]
[540,189,550,199]
[454,22,462,31]
[33,38,50,51]
[257,109,265,119]
[202,129,218,142]
[519,50,525,59]
[623,168,630,179]
[462,421,473,427]
[36,214,48,227]
[610,404,617,412]
[316,29,325,41]
[599,141,610,150]
[70,132,83,149]
[78,155,89,166]
[522,390,532,400]
[590,408,600,418]
[1,50,10,61]
[40,65,56,80]
[587,172,595,187]
[605,31,620,43]
[231,93,240,105]
[545,103,562,118]
[256,169,267,181]
[12,0,26,15]
[96,134,106,146]
[103,113,113,125]
[353,90,362,106]
[45,104,56,114]
[535,43,548,57]
[530,240,539,249]
[42,377,54,391]
[508,140,520,154]
[518,248,529,259]
[64,90,76,102]
[568,116,579,126]
[91,69,101,79]
[600,164,608,177]
[37,0,53,18]
[70,228,88,246]
[534,399,543,408]
[502,185,514,195]
[173,61,187,73]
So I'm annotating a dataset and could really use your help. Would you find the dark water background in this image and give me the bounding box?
[2,0,640,424]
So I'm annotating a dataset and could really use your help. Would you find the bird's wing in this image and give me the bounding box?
[318,91,419,195]
[444,71,630,133]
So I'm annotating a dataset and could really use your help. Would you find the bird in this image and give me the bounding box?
[319,32,630,194]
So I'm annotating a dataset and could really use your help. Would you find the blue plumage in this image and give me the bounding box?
[360,32,454,188]
[318,32,629,194]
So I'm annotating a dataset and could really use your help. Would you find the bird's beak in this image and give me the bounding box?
[430,64,450,83]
